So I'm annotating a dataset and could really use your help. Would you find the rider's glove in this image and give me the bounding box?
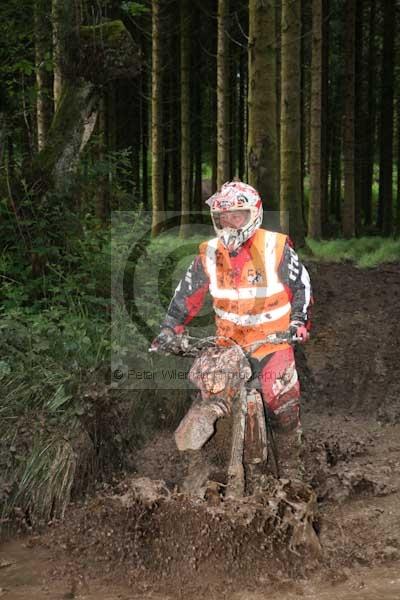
[150,327,176,352]
[289,321,310,343]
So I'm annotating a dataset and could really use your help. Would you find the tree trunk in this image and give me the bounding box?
[192,29,203,216]
[320,0,329,233]
[131,82,141,201]
[330,134,342,223]
[248,0,278,210]
[300,0,311,229]
[363,0,376,227]
[51,0,65,111]
[300,3,305,225]
[107,84,117,203]
[204,7,217,195]
[342,0,356,238]
[377,0,395,236]
[161,7,174,212]
[162,73,170,212]
[35,0,53,151]
[275,0,281,198]
[193,114,203,214]
[229,44,236,178]
[95,96,109,223]
[217,0,230,188]
[0,113,7,165]
[238,50,246,181]
[396,94,400,235]
[180,0,191,236]
[168,13,180,213]
[280,0,304,246]
[170,62,181,213]
[354,0,364,234]
[141,51,149,209]
[38,81,99,194]
[308,0,323,239]
[211,79,218,193]
[151,0,164,235]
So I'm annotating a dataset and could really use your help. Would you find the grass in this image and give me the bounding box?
[305,237,400,268]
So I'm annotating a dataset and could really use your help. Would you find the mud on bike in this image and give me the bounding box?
[150,330,302,500]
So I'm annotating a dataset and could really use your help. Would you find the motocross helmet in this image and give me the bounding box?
[206,181,263,252]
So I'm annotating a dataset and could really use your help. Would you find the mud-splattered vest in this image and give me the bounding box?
[199,228,290,359]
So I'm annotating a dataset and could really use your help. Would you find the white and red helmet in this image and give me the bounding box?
[206,181,263,252]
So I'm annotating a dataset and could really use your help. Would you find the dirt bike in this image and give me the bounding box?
[150,330,300,500]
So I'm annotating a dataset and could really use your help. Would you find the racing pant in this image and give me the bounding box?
[257,347,301,432]
[257,347,304,480]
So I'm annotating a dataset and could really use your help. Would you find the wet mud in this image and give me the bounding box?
[1,262,400,599]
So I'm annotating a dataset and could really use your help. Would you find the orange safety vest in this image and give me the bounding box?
[199,228,290,359]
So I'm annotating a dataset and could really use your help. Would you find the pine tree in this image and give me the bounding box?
[51,0,64,110]
[342,0,356,238]
[377,0,395,235]
[308,0,323,238]
[180,0,191,235]
[151,0,164,235]
[248,0,278,210]
[217,0,230,187]
[280,0,304,245]
[34,0,52,150]
[363,0,377,227]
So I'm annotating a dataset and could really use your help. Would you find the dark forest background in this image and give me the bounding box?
[1,0,400,251]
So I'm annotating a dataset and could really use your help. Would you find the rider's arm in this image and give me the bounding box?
[161,255,210,333]
[278,240,313,327]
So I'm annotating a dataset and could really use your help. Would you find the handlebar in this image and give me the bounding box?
[244,331,301,352]
[149,330,300,357]
[149,334,235,356]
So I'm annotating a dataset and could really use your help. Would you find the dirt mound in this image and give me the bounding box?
[44,475,320,594]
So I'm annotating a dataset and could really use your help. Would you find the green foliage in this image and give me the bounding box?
[202,162,213,180]
[306,237,400,268]
[0,213,210,526]
[0,0,35,119]
[121,1,150,16]
[0,210,112,525]
[79,144,137,209]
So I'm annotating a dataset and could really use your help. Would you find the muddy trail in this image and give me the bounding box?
[1,261,400,600]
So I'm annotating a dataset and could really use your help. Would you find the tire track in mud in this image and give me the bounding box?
[305,262,400,420]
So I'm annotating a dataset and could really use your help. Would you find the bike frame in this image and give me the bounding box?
[150,331,297,498]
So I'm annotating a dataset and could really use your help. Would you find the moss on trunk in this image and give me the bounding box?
[28,20,141,196]
[33,81,96,193]
[78,20,140,83]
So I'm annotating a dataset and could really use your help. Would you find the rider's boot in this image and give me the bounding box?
[180,449,210,498]
[275,424,305,482]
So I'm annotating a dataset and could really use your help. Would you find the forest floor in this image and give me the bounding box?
[1,261,400,599]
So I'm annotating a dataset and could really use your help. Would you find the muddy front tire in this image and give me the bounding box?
[180,449,210,498]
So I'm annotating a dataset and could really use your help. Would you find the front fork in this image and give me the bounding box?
[226,386,268,499]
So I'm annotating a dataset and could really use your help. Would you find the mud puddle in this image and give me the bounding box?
[245,564,400,600]
[1,539,400,600]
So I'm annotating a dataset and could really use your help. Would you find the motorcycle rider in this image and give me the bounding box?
[153,180,312,491]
